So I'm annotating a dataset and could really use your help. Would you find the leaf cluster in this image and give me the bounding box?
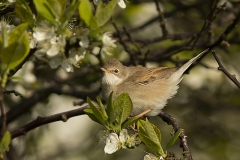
[85,93,183,157]
[0,23,29,87]
[85,92,142,133]
[79,0,118,29]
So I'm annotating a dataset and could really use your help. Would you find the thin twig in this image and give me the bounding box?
[10,106,88,139]
[209,10,240,49]
[158,111,192,160]
[112,20,139,65]
[212,51,240,89]
[190,0,226,49]
[0,88,6,138]
[149,10,240,61]
[4,90,24,98]
[154,0,168,36]
[128,2,203,33]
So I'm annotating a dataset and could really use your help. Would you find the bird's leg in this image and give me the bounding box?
[132,109,152,118]
[129,109,152,132]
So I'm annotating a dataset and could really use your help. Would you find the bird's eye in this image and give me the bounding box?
[113,69,119,74]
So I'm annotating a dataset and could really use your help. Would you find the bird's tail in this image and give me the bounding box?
[172,48,209,83]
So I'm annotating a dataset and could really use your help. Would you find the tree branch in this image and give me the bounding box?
[154,0,168,36]
[10,105,88,139]
[212,51,240,89]
[208,10,240,49]
[3,85,99,125]
[112,20,139,65]
[158,111,192,160]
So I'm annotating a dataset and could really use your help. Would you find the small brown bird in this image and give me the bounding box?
[101,49,209,116]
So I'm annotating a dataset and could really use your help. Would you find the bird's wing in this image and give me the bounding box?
[127,67,177,86]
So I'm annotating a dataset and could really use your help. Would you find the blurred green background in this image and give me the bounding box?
[3,0,240,159]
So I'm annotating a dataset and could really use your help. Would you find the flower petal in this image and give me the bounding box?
[104,133,119,154]
[119,129,128,143]
[102,32,117,48]
[79,36,89,48]
[61,59,73,72]
[46,45,60,57]
[143,153,159,160]
[49,56,61,69]
[118,0,126,8]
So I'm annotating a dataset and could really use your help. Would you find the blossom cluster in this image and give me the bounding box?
[101,129,141,154]
[30,21,88,72]
[30,20,118,72]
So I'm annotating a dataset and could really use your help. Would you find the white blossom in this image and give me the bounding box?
[32,21,88,72]
[79,29,90,48]
[49,47,85,72]
[34,40,52,57]
[68,48,86,67]
[92,47,101,55]
[102,32,117,48]
[104,129,128,154]
[61,59,73,72]
[29,38,37,49]
[33,21,66,58]
[46,35,66,57]
[50,55,73,72]
[144,153,164,160]
[79,36,89,48]
[0,19,15,33]
[101,32,117,55]
[117,0,126,8]
[49,56,62,69]
[33,21,55,42]
[104,133,120,154]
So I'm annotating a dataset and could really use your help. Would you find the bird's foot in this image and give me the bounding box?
[132,109,152,118]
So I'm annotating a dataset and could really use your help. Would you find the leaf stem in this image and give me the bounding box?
[0,85,7,160]
[0,87,6,138]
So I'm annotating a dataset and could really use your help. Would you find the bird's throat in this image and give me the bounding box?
[103,73,123,86]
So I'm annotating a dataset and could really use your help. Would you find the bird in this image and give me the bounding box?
[100,49,209,116]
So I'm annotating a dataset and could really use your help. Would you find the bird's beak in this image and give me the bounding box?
[100,67,107,72]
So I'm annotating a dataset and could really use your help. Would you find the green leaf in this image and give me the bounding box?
[138,132,162,153]
[0,23,30,70]
[95,0,117,27]
[0,131,11,155]
[166,129,183,150]
[122,114,142,129]
[106,92,113,116]
[111,93,133,125]
[84,108,102,124]
[47,0,66,20]
[0,27,8,51]
[79,0,98,29]
[87,97,106,125]
[143,119,160,144]
[33,0,55,23]
[60,0,79,28]
[152,123,161,143]
[137,119,165,156]
[15,0,35,27]
[96,96,108,119]
[0,2,8,7]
